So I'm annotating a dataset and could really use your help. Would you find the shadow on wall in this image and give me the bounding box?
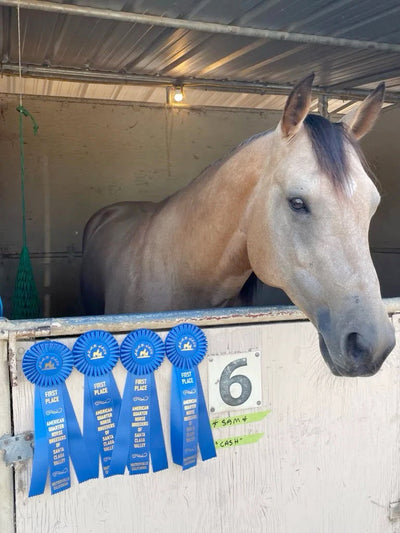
[240,273,292,307]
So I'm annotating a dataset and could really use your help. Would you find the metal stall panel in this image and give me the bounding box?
[7,311,400,533]
[0,337,14,533]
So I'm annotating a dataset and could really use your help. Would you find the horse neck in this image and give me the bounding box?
[171,131,275,302]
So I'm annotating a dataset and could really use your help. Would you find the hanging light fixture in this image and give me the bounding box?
[171,85,184,103]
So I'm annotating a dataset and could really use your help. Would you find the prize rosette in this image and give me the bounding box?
[72,330,121,478]
[165,324,216,470]
[22,341,96,496]
[109,329,168,475]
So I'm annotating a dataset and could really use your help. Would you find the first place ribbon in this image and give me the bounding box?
[22,341,95,496]
[165,324,216,470]
[109,329,168,475]
[72,330,121,478]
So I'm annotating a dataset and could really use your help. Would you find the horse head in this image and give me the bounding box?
[247,74,395,377]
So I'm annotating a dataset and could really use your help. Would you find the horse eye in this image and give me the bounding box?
[289,197,308,213]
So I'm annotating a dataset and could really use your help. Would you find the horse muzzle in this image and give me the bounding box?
[317,308,396,377]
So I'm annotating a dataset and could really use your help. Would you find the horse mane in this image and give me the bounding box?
[303,114,373,191]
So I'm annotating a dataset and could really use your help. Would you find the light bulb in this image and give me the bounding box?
[173,87,183,102]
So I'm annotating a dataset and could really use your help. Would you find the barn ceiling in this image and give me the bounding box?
[1,0,400,112]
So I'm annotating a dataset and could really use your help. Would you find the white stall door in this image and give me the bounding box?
[11,318,400,533]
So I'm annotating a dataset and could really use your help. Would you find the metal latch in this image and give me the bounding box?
[389,502,400,521]
[0,432,33,465]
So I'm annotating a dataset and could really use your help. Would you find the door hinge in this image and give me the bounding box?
[0,432,33,465]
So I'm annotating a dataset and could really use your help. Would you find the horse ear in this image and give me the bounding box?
[341,83,385,140]
[280,73,314,138]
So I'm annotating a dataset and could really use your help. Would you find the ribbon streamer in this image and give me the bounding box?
[72,330,121,478]
[22,341,96,496]
[165,324,216,470]
[109,329,168,475]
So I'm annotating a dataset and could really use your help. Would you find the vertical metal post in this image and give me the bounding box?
[318,94,329,118]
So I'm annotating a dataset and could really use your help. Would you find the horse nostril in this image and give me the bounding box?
[346,332,371,359]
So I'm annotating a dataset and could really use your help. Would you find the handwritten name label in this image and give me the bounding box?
[214,433,264,449]
[210,410,270,429]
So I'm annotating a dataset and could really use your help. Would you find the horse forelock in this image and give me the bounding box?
[303,114,373,194]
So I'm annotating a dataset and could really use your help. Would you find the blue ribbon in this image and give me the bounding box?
[72,330,121,478]
[170,367,198,468]
[23,341,96,496]
[83,374,121,477]
[165,324,216,470]
[109,329,168,475]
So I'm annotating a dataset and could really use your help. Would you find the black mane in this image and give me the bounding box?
[304,114,369,190]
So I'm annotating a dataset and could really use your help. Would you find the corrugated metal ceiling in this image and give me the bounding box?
[1,0,400,111]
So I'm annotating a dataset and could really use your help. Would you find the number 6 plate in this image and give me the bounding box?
[207,351,262,414]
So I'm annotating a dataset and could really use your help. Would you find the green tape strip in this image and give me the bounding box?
[215,433,264,449]
[210,410,270,429]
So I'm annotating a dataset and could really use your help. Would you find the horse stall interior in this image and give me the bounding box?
[0,1,400,532]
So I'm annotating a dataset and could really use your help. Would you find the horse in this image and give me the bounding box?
[81,73,395,377]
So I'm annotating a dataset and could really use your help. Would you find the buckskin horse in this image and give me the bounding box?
[81,74,395,377]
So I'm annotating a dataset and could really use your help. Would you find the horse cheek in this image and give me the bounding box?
[247,206,282,288]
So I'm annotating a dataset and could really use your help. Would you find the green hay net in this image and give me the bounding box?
[11,245,40,319]
[11,106,41,320]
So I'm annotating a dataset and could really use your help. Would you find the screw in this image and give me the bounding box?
[210,407,215,413]
[257,401,261,405]
[255,352,260,357]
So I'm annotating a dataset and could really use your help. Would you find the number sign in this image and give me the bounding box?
[208,351,262,414]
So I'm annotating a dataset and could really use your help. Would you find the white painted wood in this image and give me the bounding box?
[0,338,14,533]
[10,317,400,533]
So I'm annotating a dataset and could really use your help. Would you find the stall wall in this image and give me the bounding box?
[0,95,399,317]
[362,104,400,298]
